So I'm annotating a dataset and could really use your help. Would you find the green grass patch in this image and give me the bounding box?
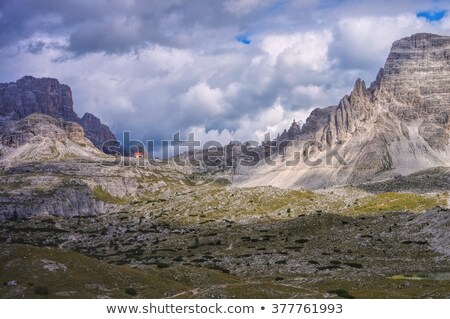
[0,244,189,298]
[171,186,325,226]
[49,146,59,156]
[213,178,232,186]
[93,186,129,205]
[347,192,445,215]
[32,188,55,198]
[0,181,31,192]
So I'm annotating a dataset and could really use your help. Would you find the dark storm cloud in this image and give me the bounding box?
[0,0,269,54]
[1,0,449,54]
[67,16,145,54]
[26,40,46,54]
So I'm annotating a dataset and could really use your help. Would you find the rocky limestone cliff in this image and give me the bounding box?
[309,33,450,149]
[237,33,450,189]
[0,113,105,166]
[0,76,78,122]
[0,76,118,152]
[79,112,118,152]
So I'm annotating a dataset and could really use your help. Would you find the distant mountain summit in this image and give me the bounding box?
[237,33,450,189]
[0,76,118,153]
[277,119,302,141]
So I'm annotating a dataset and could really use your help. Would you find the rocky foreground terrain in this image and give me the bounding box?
[0,33,450,299]
[0,153,449,298]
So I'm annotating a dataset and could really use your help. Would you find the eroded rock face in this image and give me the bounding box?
[381,33,450,117]
[300,106,336,141]
[299,33,449,146]
[309,35,447,144]
[0,76,78,122]
[79,112,118,152]
[0,76,118,152]
[0,113,104,165]
[1,113,87,145]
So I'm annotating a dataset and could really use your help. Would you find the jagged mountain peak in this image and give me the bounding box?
[0,75,77,122]
[237,33,450,189]
[391,33,450,49]
[0,76,118,152]
[351,78,368,96]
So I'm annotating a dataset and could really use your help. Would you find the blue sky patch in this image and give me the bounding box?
[416,10,447,21]
[235,34,251,45]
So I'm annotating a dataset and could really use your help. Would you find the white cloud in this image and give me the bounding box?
[186,101,314,146]
[260,30,333,71]
[240,102,313,141]
[333,14,432,69]
[179,82,229,119]
[258,30,335,90]
[292,85,323,99]
[437,15,450,31]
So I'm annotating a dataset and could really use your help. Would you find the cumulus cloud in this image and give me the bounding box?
[179,82,229,122]
[331,14,429,70]
[187,101,314,146]
[261,31,333,70]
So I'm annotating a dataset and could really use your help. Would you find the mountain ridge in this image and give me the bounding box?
[0,76,118,153]
[236,33,450,189]
[0,113,106,166]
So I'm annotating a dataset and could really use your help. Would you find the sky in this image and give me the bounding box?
[1,0,450,148]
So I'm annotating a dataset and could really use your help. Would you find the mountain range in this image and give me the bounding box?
[1,33,449,190]
[0,33,450,193]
